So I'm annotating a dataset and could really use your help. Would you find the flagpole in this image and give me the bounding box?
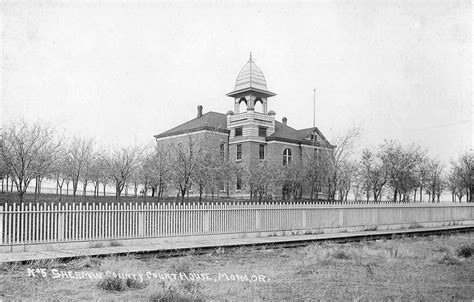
[313,89,316,128]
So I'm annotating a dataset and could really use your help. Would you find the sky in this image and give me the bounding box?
[1,0,472,163]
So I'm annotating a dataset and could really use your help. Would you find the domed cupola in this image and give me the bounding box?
[234,55,268,91]
[226,53,276,114]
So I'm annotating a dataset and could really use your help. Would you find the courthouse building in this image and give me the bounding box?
[155,55,334,198]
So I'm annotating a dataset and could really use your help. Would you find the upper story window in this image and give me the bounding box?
[236,144,242,160]
[283,148,292,166]
[220,143,225,160]
[235,127,243,137]
[259,144,265,160]
[258,127,267,137]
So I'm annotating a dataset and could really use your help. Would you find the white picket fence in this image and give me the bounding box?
[1,202,473,246]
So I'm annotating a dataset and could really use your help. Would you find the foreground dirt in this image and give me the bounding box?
[0,233,473,301]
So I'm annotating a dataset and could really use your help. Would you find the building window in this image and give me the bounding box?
[236,144,242,160]
[259,144,265,160]
[283,148,292,166]
[258,127,267,137]
[235,127,243,137]
[220,143,225,160]
[236,176,242,190]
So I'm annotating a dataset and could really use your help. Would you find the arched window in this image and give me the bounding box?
[283,148,292,166]
[254,97,263,113]
[238,97,247,112]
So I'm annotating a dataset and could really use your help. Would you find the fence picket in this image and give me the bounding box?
[0,201,473,246]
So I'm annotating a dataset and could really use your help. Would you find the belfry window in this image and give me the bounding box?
[283,148,292,166]
[235,127,243,137]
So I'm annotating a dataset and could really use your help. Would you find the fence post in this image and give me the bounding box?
[138,203,144,237]
[58,204,64,241]
[338,208,344,227]
[256,209,261,231]
[203,210,210,233]
[0,206,3,245]
[302,210,307,229]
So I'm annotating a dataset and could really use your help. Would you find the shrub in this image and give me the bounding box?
[70,256,100,269]
[438,253,461,266]
[98,276,128,291]
[456,244,474,258]
[364,226,377,232]
[148,287,202,302]
[98,276,147,291]
[90,242,104,248]
[110,240,122,247]
[332,250,350,260]
[408,223,423,229]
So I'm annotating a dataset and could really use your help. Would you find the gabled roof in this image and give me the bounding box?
[295,127,335,147]
[154,112,229,139]
[267,121,335,148]
[155,110,334,148]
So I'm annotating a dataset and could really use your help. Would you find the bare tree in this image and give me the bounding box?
[303,149,328,202]
[64,137,94,201]
[280,160,306,201]
[52,153,69,201]
[360,148,388,202]
[0,120,61,202]
[244,161,279,202]
[324,127,361,201]
[147,146,170,201]
[379,141,421,202]
[87,153,107,198]
[424,158,444,203]
[336,159,358,202]
[447,152,473,202]
[169,135,204,203]
[104,146,141,199]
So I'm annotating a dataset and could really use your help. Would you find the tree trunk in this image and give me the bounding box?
[72,179,78,200]
[83,182,88,197]
[103,183,106,196]
[419,187,423,202]
[413,189,417,202]
[144,182,148,203]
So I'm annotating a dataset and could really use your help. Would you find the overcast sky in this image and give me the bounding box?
[1,0,472,163]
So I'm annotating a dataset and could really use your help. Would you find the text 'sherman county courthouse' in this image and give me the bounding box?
[155,56,335,198]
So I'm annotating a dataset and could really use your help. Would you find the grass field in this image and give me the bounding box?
[0,233,473,300]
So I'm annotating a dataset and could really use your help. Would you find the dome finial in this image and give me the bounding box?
[249,51,252,61]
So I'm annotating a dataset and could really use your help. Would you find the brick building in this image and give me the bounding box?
[155,55,334,199]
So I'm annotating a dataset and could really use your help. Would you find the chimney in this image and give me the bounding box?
[197,105,203,118]
[282,117,287,125]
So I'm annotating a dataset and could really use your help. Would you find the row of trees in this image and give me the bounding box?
[0,120,472,203]
[240,131,472,203]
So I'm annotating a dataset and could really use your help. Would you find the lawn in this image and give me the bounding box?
[0,233,473,300]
